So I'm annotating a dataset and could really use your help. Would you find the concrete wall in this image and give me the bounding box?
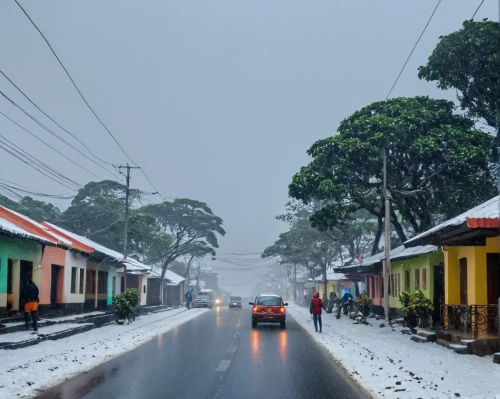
[0,236,43,314]
[444,236,498,305]
[39,246,66,306]
[64,251,87,305]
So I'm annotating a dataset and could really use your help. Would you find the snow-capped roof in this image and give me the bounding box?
[0,206,72,246]
[405,196,499,246]
[44,222,150,271]
[315,270,348,281]
[0,216,56,244]
[164,269,185,284]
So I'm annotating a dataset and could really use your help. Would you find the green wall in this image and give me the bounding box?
[389,249,443,309]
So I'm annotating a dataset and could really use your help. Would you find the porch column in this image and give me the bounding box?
[444,247,460,304]
[94,268,98,309]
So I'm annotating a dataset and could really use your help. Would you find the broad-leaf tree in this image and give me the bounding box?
[419,20,500,129]
[0,194,61,223]
[289,96,496,252]
[143,198,226,281]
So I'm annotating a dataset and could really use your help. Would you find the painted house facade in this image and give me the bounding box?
[406,196,500,338]
[315,270,351,299]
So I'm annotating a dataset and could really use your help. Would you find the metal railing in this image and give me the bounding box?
[441,304,498,337]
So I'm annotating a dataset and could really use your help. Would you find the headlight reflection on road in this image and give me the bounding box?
[216,305,221,326]
[251,330,262,364]
[278,330,287,364]
[157,333,163,348]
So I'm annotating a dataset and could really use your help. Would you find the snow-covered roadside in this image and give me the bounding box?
[288,304,500,399]
[0,307,208,398]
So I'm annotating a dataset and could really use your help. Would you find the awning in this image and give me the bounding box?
[466,217,500,228]
[304,281,316,288]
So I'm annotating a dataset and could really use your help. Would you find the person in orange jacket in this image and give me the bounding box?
[309,291,323,333]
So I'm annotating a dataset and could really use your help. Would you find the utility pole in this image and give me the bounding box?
[383,148,391,322]
[118,164,140,292]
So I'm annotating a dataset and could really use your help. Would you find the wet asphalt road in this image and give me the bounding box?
[36,304,368,399]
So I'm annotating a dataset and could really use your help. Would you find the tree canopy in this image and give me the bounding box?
[289,96,496,250]
[418,20,500,129]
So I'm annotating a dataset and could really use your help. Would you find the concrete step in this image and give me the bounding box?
[493,353,500,364]
[449,344,470,355]
[417,330,436,342]
[410,335,429,344]
[0,319,55,335]
[0,324,94,350]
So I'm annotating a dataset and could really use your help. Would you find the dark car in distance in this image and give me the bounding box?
[229,296,242,309]
[249,294,288,329]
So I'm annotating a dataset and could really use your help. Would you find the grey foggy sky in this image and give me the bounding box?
[0,1,497,295]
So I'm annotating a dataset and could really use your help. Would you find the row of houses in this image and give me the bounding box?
[0,205,185,318]
[334,196,500,340]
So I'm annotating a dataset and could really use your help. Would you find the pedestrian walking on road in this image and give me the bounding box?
[185,289,193,310]
[22,279,39,333]
[309,291,323,333]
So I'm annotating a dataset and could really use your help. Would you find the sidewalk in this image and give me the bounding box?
[288,303,500,399]
[0,307,208,398]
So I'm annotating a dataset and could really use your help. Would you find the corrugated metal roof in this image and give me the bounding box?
[405,196,499,245]
[44,222,150,271]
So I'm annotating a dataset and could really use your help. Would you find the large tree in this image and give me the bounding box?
[0,194,61,223]
[143,198,226,281]
[418,20,500,129]
[262,209,338,297]
[61,180,157,255]
[289,96,496,252]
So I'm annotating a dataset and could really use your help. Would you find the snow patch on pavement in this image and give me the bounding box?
[0,323,93,344]
[288,304,500,399]
[0,307,208,398]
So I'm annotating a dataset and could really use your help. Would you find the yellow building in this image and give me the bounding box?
[315,270,351,299]
[406,196,500,337]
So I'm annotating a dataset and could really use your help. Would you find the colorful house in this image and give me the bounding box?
[43,222,150,309]
[406,196,500,338]
[387,245,443,319]
[0,209,66,316]
[335,245,443,318]
[0,204,151,317]
[315,269,351,299]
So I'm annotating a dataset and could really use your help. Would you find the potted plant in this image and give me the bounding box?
[399,291,417,328]
[113,288,139,325]
[355,294,372,317]
[400,290,433,328]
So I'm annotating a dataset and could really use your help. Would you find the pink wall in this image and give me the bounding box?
[39,246,66,305]
[366,275,384,308]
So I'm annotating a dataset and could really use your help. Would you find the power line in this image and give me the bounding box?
[0,180,76,199]
[14,0,168,199]
[13,0,135,165]
[0,69,115,168]
[385,0,442,100]
[0,110,103,181]
[472,0,486,19]
[0,90,118,179]
[0,135,81,189]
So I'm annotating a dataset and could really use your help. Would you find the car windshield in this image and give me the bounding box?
[230,297,241,301]
[256,296,281,306]
[198,293,210,297]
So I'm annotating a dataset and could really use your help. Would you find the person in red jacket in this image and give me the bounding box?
[309,292,323,333]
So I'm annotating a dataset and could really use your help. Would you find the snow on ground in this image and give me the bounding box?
[0,307,208,398]
[0,323,93,344]
[288,304,500,399]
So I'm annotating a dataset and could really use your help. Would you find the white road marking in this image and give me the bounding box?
[215,359,231,372]
[227,345,237,353]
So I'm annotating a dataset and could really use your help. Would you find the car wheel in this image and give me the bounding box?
[252,320,257,328]
[280,322,286,329]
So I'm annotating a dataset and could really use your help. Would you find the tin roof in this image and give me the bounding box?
[405,196,499,246]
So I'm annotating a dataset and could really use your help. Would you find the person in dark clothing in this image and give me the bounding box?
[22,279,39,332]
[185,289,193,310]
[336,292,353,319]
[309,291,323,333]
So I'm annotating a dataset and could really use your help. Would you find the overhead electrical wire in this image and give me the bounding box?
[385,0,442,100]
[0,110,103,180]
[0,134,81,189]
[0,181,76,199]
[0,90,117,178]
[472,0,486,18]
[0,69,115,169]
[14,0,166,198]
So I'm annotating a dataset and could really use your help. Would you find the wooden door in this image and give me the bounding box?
[459,258,467,305]
[486,254,500,332]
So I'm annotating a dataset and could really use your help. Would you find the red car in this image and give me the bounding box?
[249,294,288,329]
